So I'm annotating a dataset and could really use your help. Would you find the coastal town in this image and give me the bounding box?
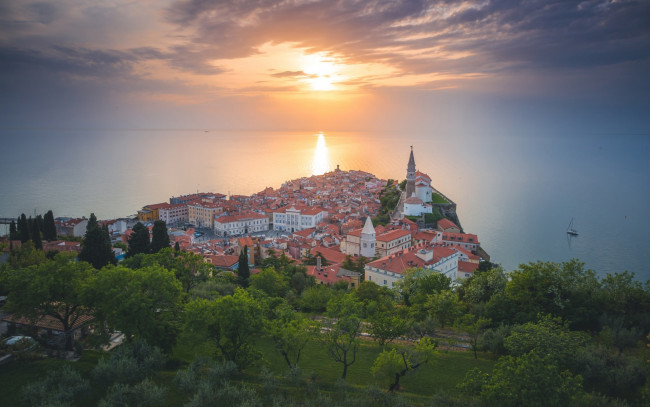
[7,148,486,288]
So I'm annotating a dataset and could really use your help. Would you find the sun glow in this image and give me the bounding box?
[302,54,338,91]
[311,132,330,175]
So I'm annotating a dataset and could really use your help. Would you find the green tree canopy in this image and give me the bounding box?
[79,213,116,270]
[127,222,150,257]
[86,264,183,351]
[150,220,170,254]
[184,289,262,367]
[5,253,93,350]
[250,267,289,298]
[265,303,319,369]
[42,210,57,241]
[371,337,437,392]
[237,246,250,288]
[18,213,30,243]
[29,216,42,249]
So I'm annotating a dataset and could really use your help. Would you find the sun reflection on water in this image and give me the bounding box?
[311,132,330,175]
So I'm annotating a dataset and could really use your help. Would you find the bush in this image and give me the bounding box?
[22,365,90,406]
[98,379,167,407]
[93,339,164,384]
[175,357,238,394]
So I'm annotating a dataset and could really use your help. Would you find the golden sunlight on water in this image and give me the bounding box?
[311,132,330,175]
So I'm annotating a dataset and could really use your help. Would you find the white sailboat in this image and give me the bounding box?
[567,218,579,236]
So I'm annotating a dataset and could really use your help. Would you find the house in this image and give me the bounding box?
[2,312,94,350]
[404,194,433,217]
[55,218,88,238]
[437,218,461,233]
[375,229,412,258]
[214,212,269,237]
[364,244,462,287]
[441,232,480,253]
[204,254,239,271]
[273,205,328,233]
[158,204,189,225]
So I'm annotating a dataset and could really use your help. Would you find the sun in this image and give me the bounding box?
[302,54,337,91]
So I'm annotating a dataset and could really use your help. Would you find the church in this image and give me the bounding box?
[403,146,434,217]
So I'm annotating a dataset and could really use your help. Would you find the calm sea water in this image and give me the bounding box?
[1,129,648,280]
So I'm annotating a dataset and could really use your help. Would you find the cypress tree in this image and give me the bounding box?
[237,246,250,288]
[9,220,17,240]
[87,213,98,232]
[30,218,42,250]
[150,220,170,253]
[127,222,150,257]
[174,241,180,254]
[79,215,116,269]
[36,214,44,234]
[43,210,57,241]
[19,213,30,243]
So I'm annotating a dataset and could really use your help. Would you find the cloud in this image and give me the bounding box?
[164,0,650,77]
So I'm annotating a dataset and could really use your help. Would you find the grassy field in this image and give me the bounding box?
[0,335,495,406]
[430,193,449,204]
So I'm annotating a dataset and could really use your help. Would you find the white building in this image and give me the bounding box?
[158,203,189,225]
[403,194,433,217]
[273,206,327,233]
[214,212,269,237]
[364,244,461,288]
[344,217,376,257]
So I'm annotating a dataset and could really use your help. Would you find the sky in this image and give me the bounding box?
[1,0,649,134]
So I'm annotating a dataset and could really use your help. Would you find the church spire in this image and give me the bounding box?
[407,145,416,173]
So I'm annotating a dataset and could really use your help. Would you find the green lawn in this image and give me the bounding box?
[430,193,449,204]
[0,336,494,406]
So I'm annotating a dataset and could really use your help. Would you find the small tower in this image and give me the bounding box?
[406,146,416,198]
[360,216,376,258]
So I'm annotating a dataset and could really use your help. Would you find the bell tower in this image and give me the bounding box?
[406,146,416,197]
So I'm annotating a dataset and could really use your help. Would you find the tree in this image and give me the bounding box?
[18,213,30,243]
[371,337,437,392]
[237,246,250,288]
[460,351,584,407]
[250,267,289,298]
[5,240,47,269]
[265,303,319,369]
[426,290,463,327]
[184,289,262,367]
[150,220,170,253]
[42,210,58,241]
[86,265,183,351]
[504,315,589,371]
[22,365,90,406]
[458,266,507,305]
[127,222,150,257]
[456,314,491,359]
[300,284,332,312]
[324,293,363,379]
[9,220,18,240]
[135,248,210,294]
[396,269,451,309]
[29,217,42,249]
[174,241,180,253]
[368,310,412,348]
[5,253,93,350]
[79,213,116,270]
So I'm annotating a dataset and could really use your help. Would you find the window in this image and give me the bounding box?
[383,280,387,285]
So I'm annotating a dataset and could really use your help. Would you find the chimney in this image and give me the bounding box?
[317,256,322,271]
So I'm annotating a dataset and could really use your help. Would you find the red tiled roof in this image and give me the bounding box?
[458,261,479,273]
[437,218,459,230]
[3,313,94,332]
[442,232,479,244]
[376,229,411,242]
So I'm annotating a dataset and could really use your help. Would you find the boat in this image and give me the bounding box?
[567,218,579,236]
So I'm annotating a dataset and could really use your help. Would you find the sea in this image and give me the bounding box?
[1,129,648,281]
